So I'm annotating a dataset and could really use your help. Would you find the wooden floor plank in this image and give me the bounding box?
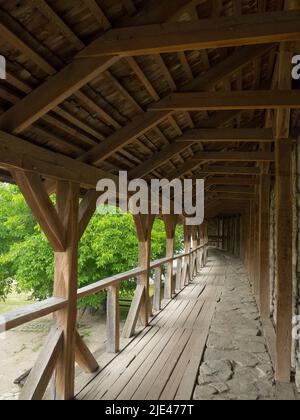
[104,328,176,400]
[175,289,223,400]
[119,329,186,400]
[142,329,194,401]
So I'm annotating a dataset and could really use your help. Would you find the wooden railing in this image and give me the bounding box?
[0,242,208,399]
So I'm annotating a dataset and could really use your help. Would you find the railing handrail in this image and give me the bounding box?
[77,266,147,299]
[0,297,68,332]
[0,243,208,333]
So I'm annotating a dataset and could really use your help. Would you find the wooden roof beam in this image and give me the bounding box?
[209,186,256,194]
[78,11,300,58]
[206,193,256,200]
[175,128,274,142]
[0,131,117,189]
[169,164,261,179]
[191,151,275,162]
[205,177,259,186]
[149,90,300,112]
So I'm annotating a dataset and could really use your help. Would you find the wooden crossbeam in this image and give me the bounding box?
[175,128,274,142]
[191,151,275,162]
[206,177,259,186]
[198,166,261,175]
[149,90,300,112]
[20,328,63,400]
[206,192,255,200]
[209,186,255,194]
[78,11,300,58]
[0,130,117,189]
[169,164,261,179]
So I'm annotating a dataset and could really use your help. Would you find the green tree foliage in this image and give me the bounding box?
[0,185,183,309]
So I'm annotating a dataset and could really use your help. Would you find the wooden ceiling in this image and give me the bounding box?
[0,0,299,218]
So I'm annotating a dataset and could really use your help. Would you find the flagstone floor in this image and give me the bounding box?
[193,252,276,401]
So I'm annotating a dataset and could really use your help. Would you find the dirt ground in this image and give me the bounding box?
[0,292,126,399]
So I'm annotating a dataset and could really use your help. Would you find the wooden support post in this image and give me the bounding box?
[183,223,191,285]
[196,225,202,273]
[220,216,224,250]
[14,172,98,400]
[249,200,256,286]
[106,284,120,353]
[233,217,237,256]
[224,217,229,252]
[191,226,198,277]
[255,193,261,300]
[274,11,296,381]
[153,268,162,311]
[163,215,177,300]
[259,174,271,320]
[134,214,154,326]
[175,259,182,292]
[218,217,223,249]
[203,222,209,265]
[217,218,220,249]
[53,181,79,400]
[240,214,245,261]
[275,138,293,383]
[229,217,233,254]
[230,217,234,254]
[200,224,206,267]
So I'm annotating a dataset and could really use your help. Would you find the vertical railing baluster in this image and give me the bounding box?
[106,284,120,353]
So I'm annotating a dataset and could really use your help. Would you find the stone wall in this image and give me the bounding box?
[269,138,300,389]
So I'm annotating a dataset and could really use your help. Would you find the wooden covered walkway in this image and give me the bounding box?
[76,252,224,401]
[0,0,299,400]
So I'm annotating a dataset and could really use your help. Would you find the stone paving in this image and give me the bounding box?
[193,251,276,401]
